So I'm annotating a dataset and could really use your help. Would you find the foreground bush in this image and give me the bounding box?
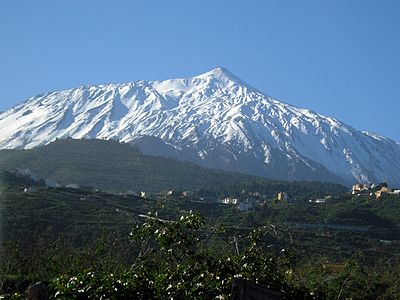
[50,211,315,299]
[3,211,399,299]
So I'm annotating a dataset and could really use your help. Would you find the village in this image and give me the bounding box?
[351,182,400,198]
[134,181,400,212]
[14,168,400,215]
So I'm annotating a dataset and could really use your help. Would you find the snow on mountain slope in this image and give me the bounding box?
[1,67,399,186]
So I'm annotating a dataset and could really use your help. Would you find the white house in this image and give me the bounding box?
[219,197,238,205]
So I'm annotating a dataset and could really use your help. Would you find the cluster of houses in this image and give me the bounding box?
[351,183,400,199]
[218,191,294,211]
[119,189,298,212]
[276,191,330,204]
[158,189,269,212]
[218,196,257,211]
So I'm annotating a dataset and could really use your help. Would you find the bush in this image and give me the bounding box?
[50,211,314,299]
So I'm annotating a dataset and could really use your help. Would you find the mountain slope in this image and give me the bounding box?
[1,67,399,185]
[0,138,347,197]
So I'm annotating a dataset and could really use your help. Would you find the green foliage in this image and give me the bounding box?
[0,181,151,243]
[294,257,400,300]
[0,138,348,196]
[205,178,347,201]
[1,167,400,298]
[1,207,400,298]
[50,211,313,299]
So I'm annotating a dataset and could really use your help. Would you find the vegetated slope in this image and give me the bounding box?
[2,171,400,300]
[0,138,347,196]
[0,170,151,244]
[0,138,231,193]
[1,68,399,185]
[1,166,398,265]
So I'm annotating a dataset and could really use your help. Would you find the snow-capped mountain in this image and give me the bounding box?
[1,67,399,186]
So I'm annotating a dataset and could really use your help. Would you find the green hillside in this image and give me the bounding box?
[0,138,347,196]
[1,170,400,299]
[0,170,149,244]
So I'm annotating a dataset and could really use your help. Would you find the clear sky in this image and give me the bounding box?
[1,0,399,141]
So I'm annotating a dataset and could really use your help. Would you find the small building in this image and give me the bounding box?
[139,191,147,198]
[351,183,372,195]
[182,191,192,197]
[309,196,329,203]
[314,198,326,204]
[352,183,363,194]
[375,186,391,199]
[167,190,183,197]
[277,192,289,201]
[219,197,238,205]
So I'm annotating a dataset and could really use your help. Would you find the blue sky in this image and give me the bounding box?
[1,0,399,141]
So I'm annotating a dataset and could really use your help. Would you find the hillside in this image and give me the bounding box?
[0,138,347,196]
[0,170,158,245]
[1,168,400,299]
[1,168,399,262]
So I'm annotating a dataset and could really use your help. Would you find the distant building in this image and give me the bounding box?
[351,183,381,196]
[139,191,147,198]
[277,192,289,201]
[314,199,326,203]
[219,197,238,205]
[182,191,192,197]
[308,197,327,203]
[352,183,370,194]
[375,186,391,199]
[167,190,182,197]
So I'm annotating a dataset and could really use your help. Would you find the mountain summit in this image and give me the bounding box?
[195,66,246,84]
[1,67,399,185]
